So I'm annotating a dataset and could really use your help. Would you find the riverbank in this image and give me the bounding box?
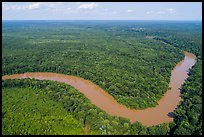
[2,51,196,126]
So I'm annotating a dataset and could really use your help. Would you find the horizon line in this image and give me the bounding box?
[2,19,202,21]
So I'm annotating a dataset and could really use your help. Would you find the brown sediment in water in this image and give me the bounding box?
[2,51,196,126]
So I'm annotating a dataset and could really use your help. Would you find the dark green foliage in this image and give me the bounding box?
[2,86,84,135]
[2,20,202,135]
[170,60,202,135]
[2,20,186,109]
[2,79,137,135]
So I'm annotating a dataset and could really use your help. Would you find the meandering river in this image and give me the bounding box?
[2,51,196,126]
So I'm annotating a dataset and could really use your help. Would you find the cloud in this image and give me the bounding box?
[28,2,42,10]
[64,2,98,14]
[2,2,99,15]
[167,8,176,14]
[3,2,42,10]
[3,5,26,10]
[146,8,176,15]
[126,9,134,13]
[64,7,76,14]
[78,2,98,9]
[167,8,175,12]
[146,11,154,14]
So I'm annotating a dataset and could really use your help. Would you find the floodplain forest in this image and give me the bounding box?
[2,20,202,135]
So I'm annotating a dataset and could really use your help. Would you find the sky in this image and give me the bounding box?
[2,2,202,20]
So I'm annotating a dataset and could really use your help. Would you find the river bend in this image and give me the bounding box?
[2,51,196,126]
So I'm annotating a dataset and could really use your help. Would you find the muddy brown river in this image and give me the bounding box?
[2,51,196,126]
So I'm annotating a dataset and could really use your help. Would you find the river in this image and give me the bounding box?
[2,51,196,126]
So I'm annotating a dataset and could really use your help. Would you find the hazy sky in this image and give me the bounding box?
[2,2,202,20]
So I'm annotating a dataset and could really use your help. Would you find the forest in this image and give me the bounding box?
[2,20,202,135]
[2,86,84,135]
[2,21,185,109]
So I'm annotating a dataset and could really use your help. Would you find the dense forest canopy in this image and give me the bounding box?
[2,20,191,109]
[2,20,202,135]
[2,86,84,135]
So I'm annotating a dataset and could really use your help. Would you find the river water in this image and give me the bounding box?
[2,51,196,126]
